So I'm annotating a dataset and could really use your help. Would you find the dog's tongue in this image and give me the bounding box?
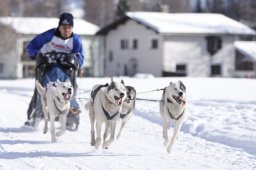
[117,98,122,105]
[64,93,71,101]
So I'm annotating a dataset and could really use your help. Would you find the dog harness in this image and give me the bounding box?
[102,106,119,120]
[91,83,109,103]
[120,109,132,119]
[167,107,185,120]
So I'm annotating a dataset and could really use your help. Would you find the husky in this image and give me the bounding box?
[85,79,127,149]
[35,79,73,143]
[159,80,186,153]
[116,86,136,139]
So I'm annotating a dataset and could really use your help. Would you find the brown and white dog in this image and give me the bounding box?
[159,80,186,153]
[85,79,127,149]
[35,79,73,143]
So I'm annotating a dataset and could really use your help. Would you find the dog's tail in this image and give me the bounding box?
[35,80,45,96]
[84,99,93,111]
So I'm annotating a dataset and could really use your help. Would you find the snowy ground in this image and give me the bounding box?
[0,77,255,170]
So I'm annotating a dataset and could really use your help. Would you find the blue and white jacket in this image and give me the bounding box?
[26,28,84,68]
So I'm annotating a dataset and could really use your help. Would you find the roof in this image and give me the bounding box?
[235,41,256,61]
[0,17,99,35]
[97,12,256,35]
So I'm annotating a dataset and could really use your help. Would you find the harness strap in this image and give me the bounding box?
[91,83,109,103]
[102,106,119,120]
[167,107,184,120]
[120,109,132,119]
[53,99,67,114]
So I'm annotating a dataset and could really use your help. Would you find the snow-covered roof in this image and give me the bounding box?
[0,17,99,35]
[235,41,256,61]
[97,12,256,35]
[126,12,256,35]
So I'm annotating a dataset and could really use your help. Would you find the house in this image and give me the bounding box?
[0,17,99,79]
[95,12,256,77]
[234,41,256,78]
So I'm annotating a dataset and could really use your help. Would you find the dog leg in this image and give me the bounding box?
[163,119,170,147]
[95,121,102,149]
[89,109,96,146]
[43,118,48,134]
[56,114,66,137]
[167,121,182,153]
[103,122,110,143]
[50,115,57,143]
[117,121,126,140]
[103,122,116,149]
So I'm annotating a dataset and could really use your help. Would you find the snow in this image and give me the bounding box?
[0,77,256,170]
[0,17,99,35]
[126,12,256,35]
[235,41,256,61]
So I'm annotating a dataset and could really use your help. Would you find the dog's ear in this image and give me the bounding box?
[179,80,186,92]
[169,82,173,85]
[120,79,125,85]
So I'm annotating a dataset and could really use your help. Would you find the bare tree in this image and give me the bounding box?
[83,0,115,27]
[0,0,10,16]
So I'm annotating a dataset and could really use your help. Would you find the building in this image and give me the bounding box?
[95,12,256,77]
[0,17,99,79]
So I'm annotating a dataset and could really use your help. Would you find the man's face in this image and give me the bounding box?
[59,25,73,39]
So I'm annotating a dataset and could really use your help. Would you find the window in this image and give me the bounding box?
[21,41,32,61]
[0,63,3,73]
[133,39,138,49]
[176,64,187,74]
[109,51,113,62]
[120,39,129,49]
[206,36,222,55]
[211,64,222,76]
[235,50,253,71]
[151,39,158,49]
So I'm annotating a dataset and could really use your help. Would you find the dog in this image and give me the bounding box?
[159,80,186,153]
[116,86,136,139]
[85,79,127,149]
[35,79,73,143]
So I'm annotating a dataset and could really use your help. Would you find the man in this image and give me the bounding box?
[24,12,84,127]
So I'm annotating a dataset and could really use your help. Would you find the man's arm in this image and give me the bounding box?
[26,29,55,59]
[72,34,84,68]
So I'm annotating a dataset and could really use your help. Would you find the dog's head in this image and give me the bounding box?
[125,86,136,104]
[165,80,186,105]
[54,79,73,102]
[107,79,127,105]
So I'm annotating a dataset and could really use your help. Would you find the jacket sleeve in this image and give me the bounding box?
[26,29,55,59]
[72,34,84,68]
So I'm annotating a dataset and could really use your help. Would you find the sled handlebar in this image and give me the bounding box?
[36,52,78,69]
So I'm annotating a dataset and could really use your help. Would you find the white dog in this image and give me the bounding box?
[85,79,127,149]
[116,85,136,139]
[35,79,73,143]
[159,80,186,153]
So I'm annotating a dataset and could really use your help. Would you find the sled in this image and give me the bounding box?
[27,52,78,128]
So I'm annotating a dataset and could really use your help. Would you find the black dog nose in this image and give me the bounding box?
[179,92,183,96]
[120,93,125,97]
[68,88,72,94]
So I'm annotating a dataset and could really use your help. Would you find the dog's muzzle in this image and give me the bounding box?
[114,93,125,105]
[62,88,72,101]
[172,95,186,105]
